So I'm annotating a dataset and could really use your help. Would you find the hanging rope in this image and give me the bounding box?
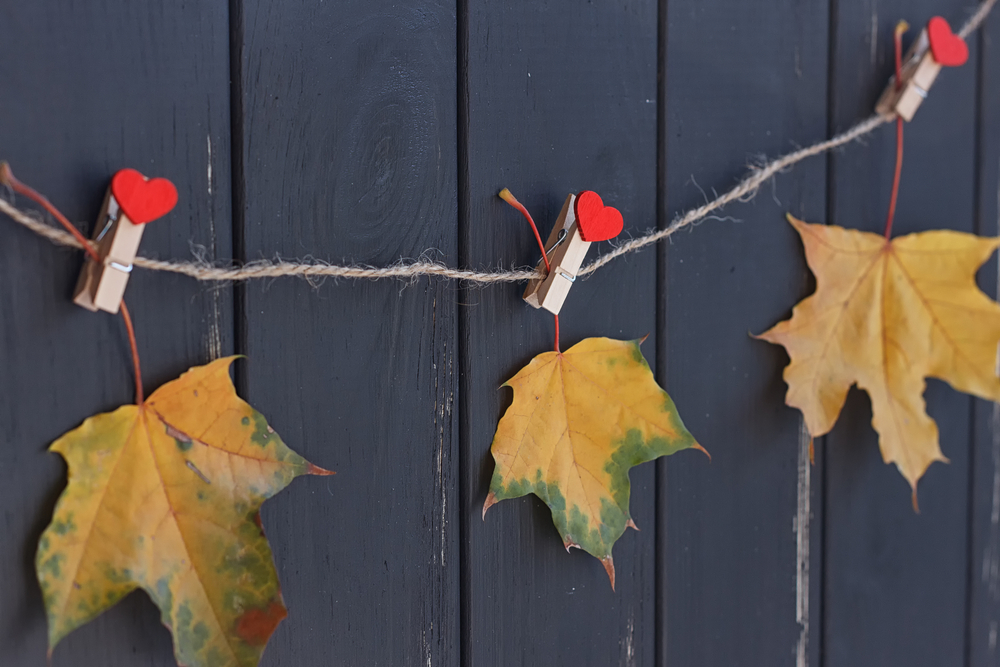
[1,0,994,286]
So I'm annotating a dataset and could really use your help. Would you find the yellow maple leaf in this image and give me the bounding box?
[36,357,332,667]
[483,337,704,587]
[760,214,1000,497]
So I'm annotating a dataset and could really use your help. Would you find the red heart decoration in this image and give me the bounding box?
[575,191,623,242]
[111,168,178,224]
[928,16,968,67]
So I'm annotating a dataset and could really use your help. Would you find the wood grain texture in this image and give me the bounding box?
[460,2,659,665]
[658,1,829,666]
[234,1,460,664]
[968,6,1000,666]
[0,3,234,666]
[824,2,980,666]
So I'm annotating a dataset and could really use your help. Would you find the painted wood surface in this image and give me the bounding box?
[235,1,460,664]
[0,1,996,666]
[659,1,828,665]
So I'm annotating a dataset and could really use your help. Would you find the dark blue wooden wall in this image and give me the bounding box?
[1,1,998,665]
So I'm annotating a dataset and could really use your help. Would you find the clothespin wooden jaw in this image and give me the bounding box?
[875,28,940,122]
[876,17,968,122]
[73,168,177,313]
[523,193,592,315]
[73,189,145,314]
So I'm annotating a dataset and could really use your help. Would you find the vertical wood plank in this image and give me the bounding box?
[659,1,829,665]
[969,5,1000,666]
[0,4,234,665]
[824,3,980,666]
[460,2,659,665]
[235,1,460,664]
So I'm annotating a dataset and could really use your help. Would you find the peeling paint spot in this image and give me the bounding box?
[203,132,223,362]
[621,612,635,666]
[206,134,213,197]
[795,421,810,667]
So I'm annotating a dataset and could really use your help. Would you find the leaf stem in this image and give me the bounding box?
[499,188,550,272]
[885,21,908,240]
[499,188,560,352]
[884,117,903,240]
[1,163,145,404]
[1,163,100,262]
[120,302,144,405]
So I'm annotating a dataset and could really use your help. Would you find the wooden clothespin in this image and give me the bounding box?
[523,194,590,314]
[73,169,177,313]
[523,191,623,315]
[876,16,969,122]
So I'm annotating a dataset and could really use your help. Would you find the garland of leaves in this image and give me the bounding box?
[2,3,997,667]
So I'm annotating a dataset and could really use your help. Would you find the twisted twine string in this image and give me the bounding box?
[1,0,994,286]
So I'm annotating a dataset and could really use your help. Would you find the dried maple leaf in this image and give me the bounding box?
[483,337,704,587]
[36,357,332,667]
[760,214,1000,497]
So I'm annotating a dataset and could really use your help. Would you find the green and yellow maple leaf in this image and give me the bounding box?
[37,357,332,667]
[483,337,704,587]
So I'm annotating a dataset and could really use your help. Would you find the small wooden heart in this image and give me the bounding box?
[111,169,178,225]
[575,191,623,242]
[928,16,968,67]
